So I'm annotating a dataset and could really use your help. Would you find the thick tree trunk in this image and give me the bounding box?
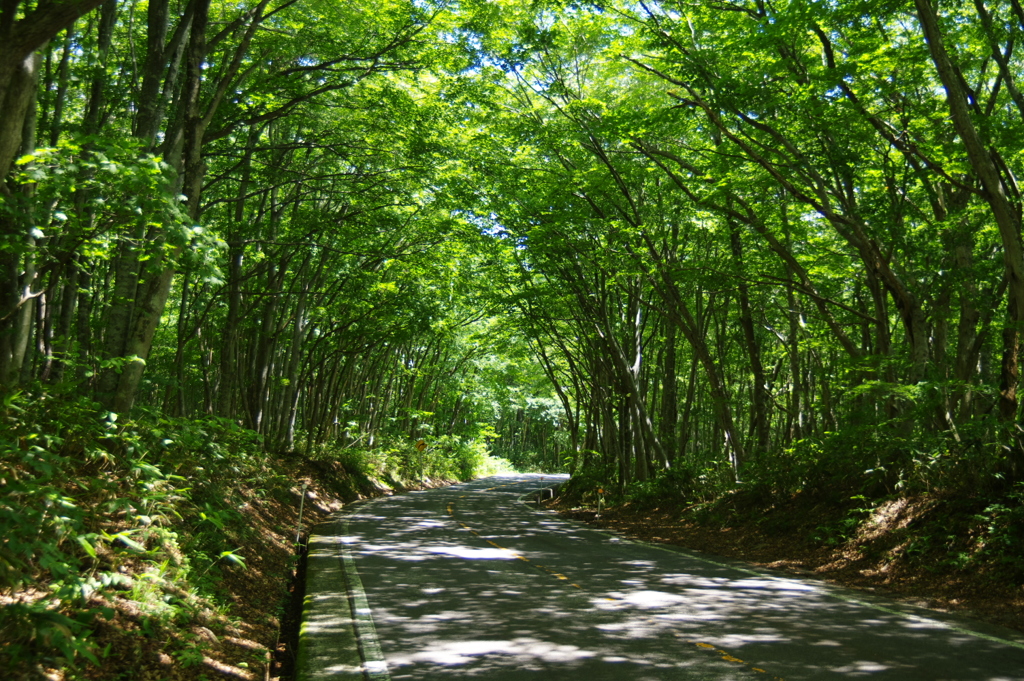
[95,237,143,398]
[110,265,176,413]
[916,0,1024,460]
[108,0,212,413]
[0,0,107,183]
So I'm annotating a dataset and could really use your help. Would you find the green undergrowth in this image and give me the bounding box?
[676,485,1024,578]
[560,434,1024,585]
[0,389,512,679]
[300,433,515,490]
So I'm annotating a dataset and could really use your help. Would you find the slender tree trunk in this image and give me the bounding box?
[786,283,804,443]
[729,221,770,458]
[5,59,42,386]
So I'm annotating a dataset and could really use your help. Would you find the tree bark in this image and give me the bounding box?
[729,221,770,458]
[916,0,1024,463]
[0,0,106,183]
[109,0,212,413]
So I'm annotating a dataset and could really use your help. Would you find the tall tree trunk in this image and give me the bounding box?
[916,0,1024,471]
[659,319,679,461]
[110,0,212,413]
[729,221,770,458]
[5,55,42,386]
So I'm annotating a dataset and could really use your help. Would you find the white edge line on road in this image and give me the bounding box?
[339,510,392,680]
[514,488,1024,653]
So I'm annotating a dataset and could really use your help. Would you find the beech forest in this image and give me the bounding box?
[4,0,1024,677]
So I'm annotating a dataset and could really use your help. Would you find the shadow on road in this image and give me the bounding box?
[302,475,1024,680]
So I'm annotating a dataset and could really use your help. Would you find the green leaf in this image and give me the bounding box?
[219,550,247,569]
[110,532,147,553]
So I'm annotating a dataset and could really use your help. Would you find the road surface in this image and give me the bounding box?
[299,474,1024,680]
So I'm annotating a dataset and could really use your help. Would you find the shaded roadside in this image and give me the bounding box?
[553,491,1024,635]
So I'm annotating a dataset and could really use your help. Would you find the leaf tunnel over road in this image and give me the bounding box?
[300,475,1024,680]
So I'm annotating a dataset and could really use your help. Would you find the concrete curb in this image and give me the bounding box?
[297,498,391,680]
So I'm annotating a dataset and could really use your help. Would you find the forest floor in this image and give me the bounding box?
[553,490,1024,635]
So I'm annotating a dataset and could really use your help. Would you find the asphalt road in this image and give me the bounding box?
[299,474,1024,680]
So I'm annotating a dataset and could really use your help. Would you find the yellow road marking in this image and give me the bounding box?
[447,485,783,678]
[483,481,522,491]
[677,635,784,679]
[448,495,580,588]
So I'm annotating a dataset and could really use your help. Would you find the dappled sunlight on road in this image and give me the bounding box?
[302,475,1024,680]
[389,637,597,667]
